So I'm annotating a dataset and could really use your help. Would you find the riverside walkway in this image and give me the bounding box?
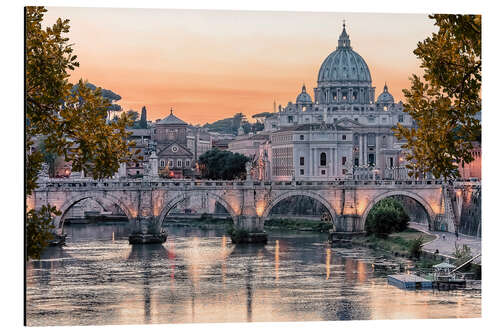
[409,222,481,263]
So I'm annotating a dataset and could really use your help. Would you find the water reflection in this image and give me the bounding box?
[26,224,481,326]
[275,240,279,281]
[326,248,331,280]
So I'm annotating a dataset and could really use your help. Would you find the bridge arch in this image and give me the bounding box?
[360,190,436,231]
[158,191,238,225]
[55,192,134,229]
[261,190,337,223]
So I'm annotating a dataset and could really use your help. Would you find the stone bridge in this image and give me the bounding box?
[28,178,479,243]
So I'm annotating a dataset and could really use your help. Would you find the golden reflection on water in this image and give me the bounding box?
[357,260,366,283]
[275,240,280,281]
[325,248,331,280]
[221,235,226,283]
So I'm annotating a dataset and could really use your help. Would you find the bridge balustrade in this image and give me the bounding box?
[35,177,451,190]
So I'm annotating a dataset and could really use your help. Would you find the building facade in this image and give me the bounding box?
[262,24,414,181]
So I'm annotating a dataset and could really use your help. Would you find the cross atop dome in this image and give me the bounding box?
[338,21,351,49]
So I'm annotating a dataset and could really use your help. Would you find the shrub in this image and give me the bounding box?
[227,225,249,243]
[408,236,424,259]
[365,197,410,238]
[453,244,473,266]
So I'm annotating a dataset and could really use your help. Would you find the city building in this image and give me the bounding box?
[228,133,270,158]
[126,128,152,177]
[260,24,414,181]
[458,141,481,180]
[154,109,195,178]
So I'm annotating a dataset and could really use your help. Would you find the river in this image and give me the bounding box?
[26,223,481,326]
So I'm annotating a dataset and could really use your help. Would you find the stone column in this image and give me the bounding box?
[359,135,364,166]
[364,135,368,166]
[312,148,316,178]
[330,148,334,178]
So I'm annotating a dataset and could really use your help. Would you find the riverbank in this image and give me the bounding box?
[349,227,481,279]
[164,215,232,229]
[264,218,330,232]
[350,228,436,258]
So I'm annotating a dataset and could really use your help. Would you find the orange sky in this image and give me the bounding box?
[44,7,437,125]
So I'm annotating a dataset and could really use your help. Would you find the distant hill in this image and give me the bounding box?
[203,112,264,135]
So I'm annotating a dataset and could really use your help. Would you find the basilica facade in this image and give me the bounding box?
[260,24,413,181]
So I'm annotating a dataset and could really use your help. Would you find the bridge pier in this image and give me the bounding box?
[128,216,167,244]
[230,186,268,244]
[232,215,268,244]
[329,214,364,242]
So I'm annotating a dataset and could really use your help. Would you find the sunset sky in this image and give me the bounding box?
[44,7,437,125]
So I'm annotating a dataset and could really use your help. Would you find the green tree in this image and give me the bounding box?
[126,110,140,122]
[394,15,481,180]
[139,106,148,128]
[365,198,410,238]
[198,149,249,180]
[25,7,139,259]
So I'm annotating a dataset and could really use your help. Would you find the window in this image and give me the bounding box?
[160,160,165,168]
[136,171,139,175]
[288,116,293,123]
[300,157,305,166]
[185,160,191,167]
[300,135,304,140]
[342,169,347,175]
[368,154,375,166]
[342,156,347,165]
[177,159,182,167]
[354,158,359,166]
[168,159,173,167]
[389,157,394,168]
[172,146,178,152]
[300,169,304,175]
[398,115,404,122]
[321,170,326,175]
[320,152,327,166]
[367,134,376,146]
[342,135,347,140]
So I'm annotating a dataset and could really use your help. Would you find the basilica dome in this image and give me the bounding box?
[376,83,395,104]
[296,84,312,104]
[317,25,372,84]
